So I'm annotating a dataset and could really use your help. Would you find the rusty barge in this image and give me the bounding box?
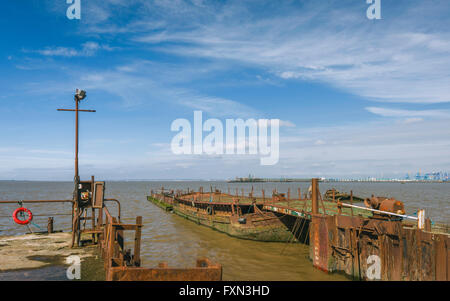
[149,179,450,281]
[148,189,294,242]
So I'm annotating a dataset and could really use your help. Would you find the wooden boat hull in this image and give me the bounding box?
[147,195,294,242]
[147,195,173,211]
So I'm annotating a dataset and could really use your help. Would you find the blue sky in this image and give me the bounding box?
[1,0,450,180]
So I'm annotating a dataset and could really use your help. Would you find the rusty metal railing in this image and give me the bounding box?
[0,200,74,204]
[96,201,222,281]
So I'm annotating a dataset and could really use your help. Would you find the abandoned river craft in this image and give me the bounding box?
[147,186,373,242]
[148,189,295,242]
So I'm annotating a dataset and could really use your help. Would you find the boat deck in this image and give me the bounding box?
[177,192,372,219]
[263,199,372,219]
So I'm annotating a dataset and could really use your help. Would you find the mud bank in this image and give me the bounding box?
[0,232,104,280]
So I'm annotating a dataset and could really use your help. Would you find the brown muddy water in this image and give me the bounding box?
[0,181,449,280]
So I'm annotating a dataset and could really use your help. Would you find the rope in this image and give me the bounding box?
[281,217,301,255]
[30,221,43,230]
[26,224,34,234]
[302,221,311,244]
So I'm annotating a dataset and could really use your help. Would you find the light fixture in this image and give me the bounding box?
[75,89,86,101]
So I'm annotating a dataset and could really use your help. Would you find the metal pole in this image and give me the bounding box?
[311,178,319,214]
[340,202,419,220]
[57,91,95,248]
[75,97,79,180]
[72,97,80,248]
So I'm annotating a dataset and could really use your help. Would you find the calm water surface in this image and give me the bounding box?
[0,181,449,280]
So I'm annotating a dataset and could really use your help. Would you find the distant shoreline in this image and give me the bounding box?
[228,178,449,183]
[323,180,449,183]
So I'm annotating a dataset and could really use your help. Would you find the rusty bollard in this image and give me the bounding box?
[47,217,54,233]
[425,218,432,232]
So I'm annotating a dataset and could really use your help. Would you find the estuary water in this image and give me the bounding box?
[0,181,448,280]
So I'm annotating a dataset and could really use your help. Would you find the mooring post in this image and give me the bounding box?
[418,209,426,229]
[312,178,319,214]
[71,202,74,229]
[98,206,103,231]
[262,189,265,202]
[350,190,354,216]
[91,207,96,241]
[91,175,96,238]
[298,188,301,200]
[47,217,54,233]
[425,218,432,231]
[134,216,142,267]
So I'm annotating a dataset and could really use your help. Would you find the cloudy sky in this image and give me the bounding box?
[1,0,450,180]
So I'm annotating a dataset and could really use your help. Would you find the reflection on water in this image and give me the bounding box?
[1,181,449,280]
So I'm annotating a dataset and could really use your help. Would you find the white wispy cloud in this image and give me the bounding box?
[106,0,450,104]
[401,118,424,124]
[279,120,296,128]
[366,107,450,118]
[37,1,450,104]
[74,61,259,117]
[33,42,113,57]
[38,1,450,105]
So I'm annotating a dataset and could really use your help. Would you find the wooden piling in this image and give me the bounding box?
[134,216,142,267]
[47,217,54,233]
